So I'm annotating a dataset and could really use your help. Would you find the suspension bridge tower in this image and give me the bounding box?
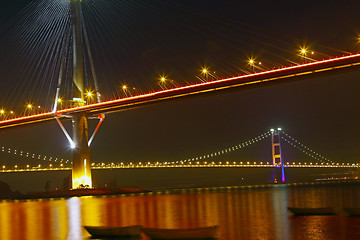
[69,0,91,188]
[271,128,285,183]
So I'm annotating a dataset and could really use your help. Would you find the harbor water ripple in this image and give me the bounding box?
[1,183,360,240]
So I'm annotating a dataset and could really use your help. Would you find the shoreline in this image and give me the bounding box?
[1,179,359,202]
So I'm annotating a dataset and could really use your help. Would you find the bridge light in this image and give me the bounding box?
[270,129,274,132]
[27,104,32,109]
[299,47,308,62]
[57,98,62,103]
[86,91,92,97]
[201,68,208,74]
[277,128,282,131]
[159,75,167,83]
[0,109,4,114]
[122,85,127,90]
[248,59,254,65]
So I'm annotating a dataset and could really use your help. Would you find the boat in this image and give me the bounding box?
[84,225,143,238]
[143,226,218,239]
[287,207,337,216]
[343,208,360,217]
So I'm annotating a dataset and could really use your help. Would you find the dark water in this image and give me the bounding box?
[1,183,360,240]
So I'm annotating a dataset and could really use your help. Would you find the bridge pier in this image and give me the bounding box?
[271,128,285,183]
[71,113,92,188]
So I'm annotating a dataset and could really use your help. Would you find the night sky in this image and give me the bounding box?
[0,0,359,192]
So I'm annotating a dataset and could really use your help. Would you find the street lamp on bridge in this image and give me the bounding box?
[201,67,209,81]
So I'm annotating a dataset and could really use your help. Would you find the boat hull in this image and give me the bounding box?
[288,207,336,216]
[143,226,218,239]
[84,225,142,237]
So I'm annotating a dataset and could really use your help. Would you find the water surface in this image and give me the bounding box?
[1,183,360,240]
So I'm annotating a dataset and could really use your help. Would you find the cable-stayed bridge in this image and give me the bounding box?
[0,0,359,188]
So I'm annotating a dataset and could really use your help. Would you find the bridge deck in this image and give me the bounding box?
[0,163,358,173]
[1,53,360,129]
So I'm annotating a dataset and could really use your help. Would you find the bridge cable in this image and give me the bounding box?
[173,131,272,165]
[280,131,335,165]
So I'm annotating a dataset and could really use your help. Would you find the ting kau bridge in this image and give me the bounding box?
[0,0,359,188]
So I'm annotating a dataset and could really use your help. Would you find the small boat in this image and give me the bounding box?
[143,226,218,239]
[84,225,143,238]
[287,207,337,216]
[343,208,360,217]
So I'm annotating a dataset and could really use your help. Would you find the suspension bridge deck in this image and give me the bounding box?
[0,163,358,173]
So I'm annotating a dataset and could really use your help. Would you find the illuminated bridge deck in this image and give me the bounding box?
[1,163,358,173]
[1,53,360,129]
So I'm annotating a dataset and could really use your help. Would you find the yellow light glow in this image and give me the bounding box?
[249,59,254,64]
[122,85,127,90]
[57,98,62,103]
[0,110,4,114]
[72,176,92,189]
[27,104,32,109]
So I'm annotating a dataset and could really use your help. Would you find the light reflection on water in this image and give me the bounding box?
[0,184,360,240]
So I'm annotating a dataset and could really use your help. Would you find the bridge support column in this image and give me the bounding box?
[71,112,92,188]
[69,0,93,189]
[271,128,285,183]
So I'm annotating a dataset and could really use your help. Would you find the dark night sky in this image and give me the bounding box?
[0,0,360,192]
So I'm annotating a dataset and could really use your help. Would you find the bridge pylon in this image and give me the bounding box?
[271,128,285,183]
[54,0,104,189]
[69,0,92,189]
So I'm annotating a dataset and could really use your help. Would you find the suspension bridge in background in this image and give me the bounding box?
[0,128,359,185]
[0,0,359,188]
